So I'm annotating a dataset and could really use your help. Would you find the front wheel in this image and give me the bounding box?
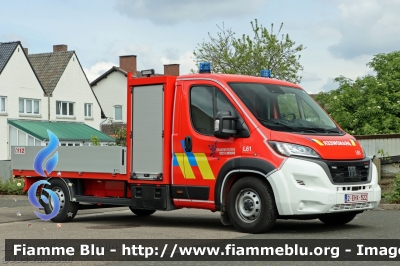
[319,212,358,225]
[128,207,156,216]
[227,177,277,233]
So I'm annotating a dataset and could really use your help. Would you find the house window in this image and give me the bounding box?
[0,96,6,113]
[114,105,122,121]
[8,126,43,158]
[19,98,40,114]
[60,142,80,146]
[56,101,74,116]
[84,103,92,118]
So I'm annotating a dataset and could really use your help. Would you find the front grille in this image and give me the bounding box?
[330,202,372,211]
[325,160,370,184]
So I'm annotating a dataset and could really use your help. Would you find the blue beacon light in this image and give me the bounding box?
[199,62,211,73]
[260,69,272,78]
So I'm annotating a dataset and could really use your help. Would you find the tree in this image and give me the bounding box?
[193,19,306,83]
[91,135,101,146]
[314,51,400,135]
[110,123,127,146]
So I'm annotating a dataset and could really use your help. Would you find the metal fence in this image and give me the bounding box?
[355,134,400,158]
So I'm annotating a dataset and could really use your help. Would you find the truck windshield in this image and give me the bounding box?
[229,82,343,135]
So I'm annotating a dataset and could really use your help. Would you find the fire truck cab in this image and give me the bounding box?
[12,64,381,233]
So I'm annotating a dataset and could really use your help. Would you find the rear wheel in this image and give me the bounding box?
[128,207,156,216]
[227,176,277,233]
[41,178,78,222]
[319,212,358,225]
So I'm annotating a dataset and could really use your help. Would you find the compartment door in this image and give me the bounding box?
[131,84,164,180]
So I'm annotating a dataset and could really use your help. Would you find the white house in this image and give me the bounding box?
[0,42,114,161]
[28,44,105,128]
[0,41,47,160]
[91,55,180,125]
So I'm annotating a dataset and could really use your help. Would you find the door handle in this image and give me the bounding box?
[184,136,192,152]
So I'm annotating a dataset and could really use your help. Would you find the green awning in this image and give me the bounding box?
[8,119,115,142]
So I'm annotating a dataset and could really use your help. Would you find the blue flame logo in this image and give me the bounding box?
[33,130,59,177]
[28,130,60,220]
[28,180,60,220]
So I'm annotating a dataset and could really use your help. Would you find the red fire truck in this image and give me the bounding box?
[12,64,381,233]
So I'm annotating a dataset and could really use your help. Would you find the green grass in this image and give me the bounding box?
[0,177,26,195]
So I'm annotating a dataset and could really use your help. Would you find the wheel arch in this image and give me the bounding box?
[214,158,277,212]
[44,177,82,201]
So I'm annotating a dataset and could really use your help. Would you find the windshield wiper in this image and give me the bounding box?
[256,118,343,134]
[297,126,342,134]
[256,118,295,129]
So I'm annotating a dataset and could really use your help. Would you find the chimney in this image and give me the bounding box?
[23,48,28,55]
[53,44,68,52]
[119,55,137,75]
[164,64,180,76]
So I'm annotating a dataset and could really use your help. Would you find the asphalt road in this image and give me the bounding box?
[0,195,399,266]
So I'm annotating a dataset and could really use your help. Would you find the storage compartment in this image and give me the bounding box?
[130,84,164,180]
[11,146,126,174]
[131,185,170,210]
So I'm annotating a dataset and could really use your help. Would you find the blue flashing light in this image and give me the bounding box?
[199,62,211,73]
[260,69,271,78]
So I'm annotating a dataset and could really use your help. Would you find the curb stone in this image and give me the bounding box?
[378,204,400,210]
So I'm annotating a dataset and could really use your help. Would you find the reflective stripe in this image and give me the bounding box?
[349,139,356,146]
[312,139,324,146]
[194,153,215,180]
[180,140,197,166]
[175,153,195,179]
[174,139,215,179]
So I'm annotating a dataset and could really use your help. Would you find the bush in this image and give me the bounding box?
[0,177,26,195]
[378,149,400,203]
[383,173,400,204]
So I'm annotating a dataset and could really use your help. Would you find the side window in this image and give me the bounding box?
[190,86,214,135]
[216,90,236,116]
[190,86,237,136]
[277,94,300,120]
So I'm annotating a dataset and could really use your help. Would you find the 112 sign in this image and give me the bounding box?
[14,147,25,154]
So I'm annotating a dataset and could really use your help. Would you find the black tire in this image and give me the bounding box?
[128,207,156,216]
[40,178,78,223]
[227,176,277,233]
[319,212,358,225]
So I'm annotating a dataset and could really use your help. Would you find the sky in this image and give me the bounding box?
[2,0,400,94]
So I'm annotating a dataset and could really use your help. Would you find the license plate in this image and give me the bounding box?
[345,193,368,203]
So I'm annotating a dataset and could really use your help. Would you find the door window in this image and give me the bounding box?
[190,86,214,135]
[190,86,236,135]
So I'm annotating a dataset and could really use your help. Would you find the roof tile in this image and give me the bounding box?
[0,41,19,74]
[28,51,74,94]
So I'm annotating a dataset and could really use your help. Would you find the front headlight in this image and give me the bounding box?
[268,141,320,158]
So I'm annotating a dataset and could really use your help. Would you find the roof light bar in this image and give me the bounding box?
[141,69,155,77]
[260,69,272,78]
[199,62,211,73]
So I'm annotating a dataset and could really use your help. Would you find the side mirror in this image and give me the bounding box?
[214,111,237,139]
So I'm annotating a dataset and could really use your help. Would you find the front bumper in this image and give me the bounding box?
[267,157,381,216]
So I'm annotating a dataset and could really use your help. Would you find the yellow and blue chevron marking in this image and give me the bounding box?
[173,140,215,180]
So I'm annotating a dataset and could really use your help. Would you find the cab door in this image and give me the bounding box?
[177,82,244,206]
